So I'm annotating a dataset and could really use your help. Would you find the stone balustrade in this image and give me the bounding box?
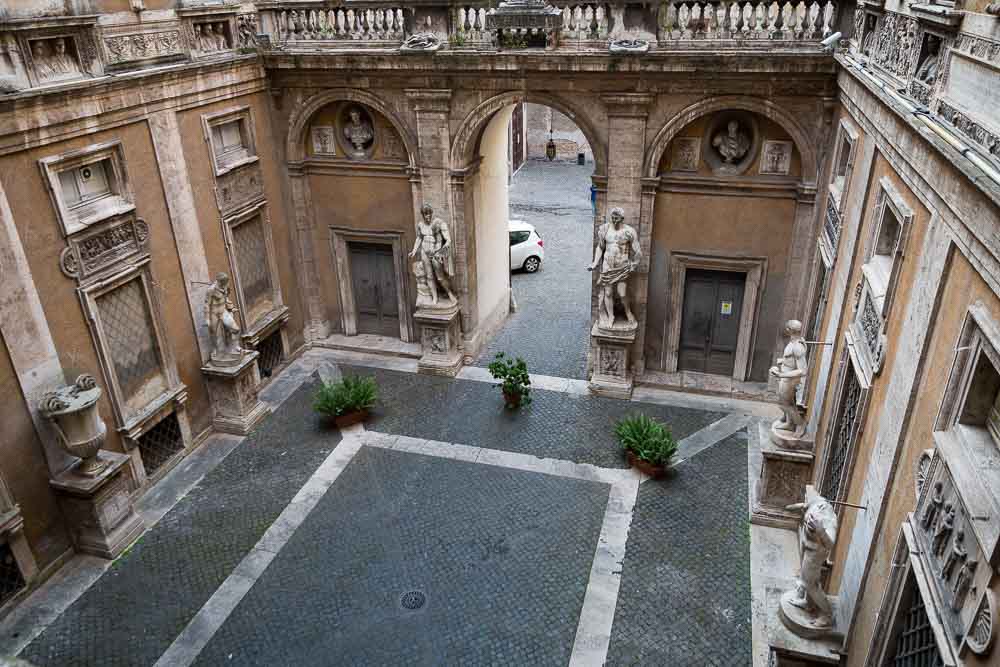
[261,5,407,43]
[657,0,838,42]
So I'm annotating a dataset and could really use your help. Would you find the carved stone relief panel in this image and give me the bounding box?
[671,137,701,172]
[851,279,886,380]
[235,13,259,49]
[759,140,793,175]
[59,214,149,282]
[100,21,187,71]
[871,11,920,81]
[215,161,264,218]
[311,126,336,155]
[14,21,102,89]
[180,9,238,58]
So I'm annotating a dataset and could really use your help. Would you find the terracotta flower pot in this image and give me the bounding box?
[626,450,667,479]
[333,409,369,428]
[502,389,522,409]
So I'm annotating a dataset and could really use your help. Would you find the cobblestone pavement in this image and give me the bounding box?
[195,446,610,666]
[346,365,727,469]
[474,160,595,380]
[21,378,339,667]
[607,430,752,666]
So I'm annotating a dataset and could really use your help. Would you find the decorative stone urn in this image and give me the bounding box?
[40,374,108,476]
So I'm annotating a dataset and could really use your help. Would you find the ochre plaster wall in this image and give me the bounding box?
[0,333,72,571]
[0,121,210,450]
[841,249,1000,664]
[307,172,415,331]
[474,107,513,329]
[177,91,305,354]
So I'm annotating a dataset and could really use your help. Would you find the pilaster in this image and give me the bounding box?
[287,168,330,341]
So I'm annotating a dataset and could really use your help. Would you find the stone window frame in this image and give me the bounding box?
[14,21,101,90]
[39,140,136,238]
[867,523,958,666]
[662,252,767,382]
[221,201,288,346]
[201,106,258,177]
[329,227,415,343]
[816,342,871,513]
[829,119,859,214]
[862,176,914,318]
[78,257,188,448]
[0,476,38,613]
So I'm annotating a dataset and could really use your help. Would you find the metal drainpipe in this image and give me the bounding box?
[841,54,1000,187]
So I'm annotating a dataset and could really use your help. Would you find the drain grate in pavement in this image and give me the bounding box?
[399,590,426,610]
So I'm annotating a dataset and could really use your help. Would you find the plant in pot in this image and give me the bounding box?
[313,375,378,428]
[615,413,678,478]
[487,352,532,409]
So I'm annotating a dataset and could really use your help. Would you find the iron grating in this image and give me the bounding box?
[96,278,163,398]
[399,590,426,611]
[138,412,184,476]
[822,366,861,502]
[0,542,26,608]
[891,573,944,667]
[256,330,284,379]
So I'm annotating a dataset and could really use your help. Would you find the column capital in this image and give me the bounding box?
[600,93,655,117]
[405,89,453,113]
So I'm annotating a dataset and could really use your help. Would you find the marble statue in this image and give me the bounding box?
[32,39,81,82]
[952,559,978,610]
[712,120,750,164]
[916,38,939,85]
[770,320,808,443]
[921,481,944,530]
[343,109,374,157]
[400,32,442,52]
[205,272,244,365]
[588,207,641,330]
[201,24,219,52]
[782,486,838,634]
[941,529,967,581]
[609,38,650,54]
[214,23,229,50]
[409,204,457,307]
[932,503,956,557]
[413,260,434,308]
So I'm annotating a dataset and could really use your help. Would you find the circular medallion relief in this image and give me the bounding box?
[702,111,760,177]
[338,105,376,160]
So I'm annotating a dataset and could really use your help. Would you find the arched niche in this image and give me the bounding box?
[303,100,410,164]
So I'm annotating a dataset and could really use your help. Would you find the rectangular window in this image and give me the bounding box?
[58,159,112,207]
[212,120,245,158]
[231,214,273,323]
[203,108,257,175]
[40,141,134,236]
[886,572,945,667]
[822,361,863,502]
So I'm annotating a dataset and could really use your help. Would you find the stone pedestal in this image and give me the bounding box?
[770,421,811,451]
[202,351,269,436]
[760,579,842,665]
[50,451,144,559]
[779,589,840,640]
[415,303,463,377]
[752,422,815,529]
[589,322,636,399]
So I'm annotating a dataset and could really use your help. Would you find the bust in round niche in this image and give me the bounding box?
[703,111,760,176]
[341,105,375,159]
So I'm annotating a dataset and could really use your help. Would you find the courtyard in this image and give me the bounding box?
[1,347,766,666]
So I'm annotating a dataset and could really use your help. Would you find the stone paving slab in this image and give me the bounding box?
[606,430,752,666]
[21,377,339,667]
[194,446,610,666]
[475,161,595,380]
[341,365,728,469]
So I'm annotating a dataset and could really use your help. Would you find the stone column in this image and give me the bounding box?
[287,166,330,341]
[778,185,819,347]
[589,94,654,398]
[0,179,73,477]
[148,110,213,360]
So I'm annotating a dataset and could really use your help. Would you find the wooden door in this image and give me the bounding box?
[349,242,400,337]
[678,268,746,376]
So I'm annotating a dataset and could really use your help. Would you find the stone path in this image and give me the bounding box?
[474,160,595,380]
[4,349,758,667]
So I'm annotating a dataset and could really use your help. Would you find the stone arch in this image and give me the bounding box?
[285,88,418,166]
[450,90,607,175]
[643,95,818,183]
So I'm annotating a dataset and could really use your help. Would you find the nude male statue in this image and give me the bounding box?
[770,319,808,440]
[782,486,838,632]
[588,207,641,329]
[409,204,457,306]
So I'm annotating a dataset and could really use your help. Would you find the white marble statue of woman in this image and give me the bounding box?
[781,486,838,635]
[770,320,808,443]
[409,204,456,307]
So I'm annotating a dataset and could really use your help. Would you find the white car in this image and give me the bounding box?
[509,220,545,273]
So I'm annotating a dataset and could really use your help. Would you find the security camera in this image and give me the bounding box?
[820,32,843,52]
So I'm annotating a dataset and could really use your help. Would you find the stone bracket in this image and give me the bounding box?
[415,305,464,377]
[752,422,815,530]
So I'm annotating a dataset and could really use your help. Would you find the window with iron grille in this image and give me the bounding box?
[256,330,284,379]
[96,277,164,401]
[822,363,862,501]
[0,542,26,608]
[231,215,273,323]
[137,412,184,476]
[888,572,944,667]
[808,261,830,344]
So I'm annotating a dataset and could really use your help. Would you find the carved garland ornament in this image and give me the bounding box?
[915,449,934,498]
[965,590,996,655]
[60,217,149,280]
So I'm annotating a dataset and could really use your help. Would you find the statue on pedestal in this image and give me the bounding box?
[205,272,244,366]
[588,207,641,331]
[409,204,457,308]
[770,320,808,445]
[780,486,838,636]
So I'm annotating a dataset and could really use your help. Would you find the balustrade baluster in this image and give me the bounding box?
[822,1,834,36]
[780,2,792,37]
[767,1,779,35]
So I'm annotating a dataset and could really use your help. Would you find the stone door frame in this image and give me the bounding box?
[329,227,414,342]
[662,251,767,382]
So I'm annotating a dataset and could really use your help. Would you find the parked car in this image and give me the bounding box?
[509,220,544,273]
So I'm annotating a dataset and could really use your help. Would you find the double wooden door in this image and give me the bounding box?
[678,268,746,376]
[349,242,400,337]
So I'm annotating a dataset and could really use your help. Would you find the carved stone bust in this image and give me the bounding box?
[712,120,751,164]
[343,108,375,158]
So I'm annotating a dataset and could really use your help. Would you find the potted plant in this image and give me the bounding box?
[313,375,378,428]
[487,352,532,409]
[615,413,678,478]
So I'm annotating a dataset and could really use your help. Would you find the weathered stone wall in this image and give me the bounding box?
[524,102,593,163]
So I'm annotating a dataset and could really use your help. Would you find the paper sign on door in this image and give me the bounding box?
[720,301,733,315]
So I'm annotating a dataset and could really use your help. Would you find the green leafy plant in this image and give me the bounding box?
[614,413,677,466]
[313,375,378,418]
[487,352,532,409]
[449,33,467,47]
